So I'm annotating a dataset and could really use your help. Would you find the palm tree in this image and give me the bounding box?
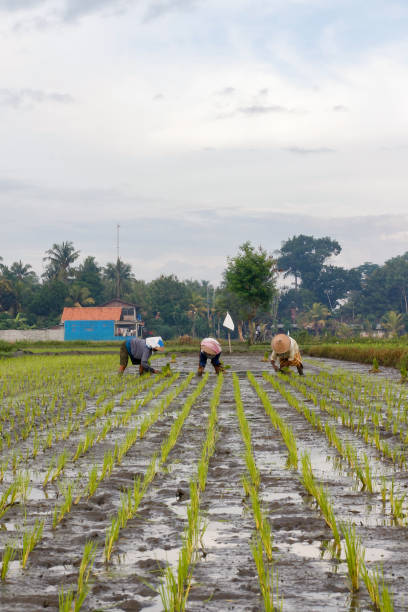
[104,259,133,299]
[300,302,330,336]
[9,260,37,282]
[186,293,207,338]
[382,310,405,337]
[67,284,95,307]
[43,241,80,283]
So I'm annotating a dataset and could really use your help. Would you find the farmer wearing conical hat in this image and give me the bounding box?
[118,336,165,375]
[270,333,304,376]
[197,337,224,376]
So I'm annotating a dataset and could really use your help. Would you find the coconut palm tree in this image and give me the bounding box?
[43,241,80,283]
[103,259,133,299]
[67,285,95,307]
[186,293,207,338]
[9,260,37,282]
[300,302,330,336]
[382,310,405,337]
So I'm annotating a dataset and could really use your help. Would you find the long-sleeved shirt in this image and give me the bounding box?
[270,336,299,361]
[125,337,155,372]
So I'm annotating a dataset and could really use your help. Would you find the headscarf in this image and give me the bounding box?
[146,336,165,350]
[201,337,221,356]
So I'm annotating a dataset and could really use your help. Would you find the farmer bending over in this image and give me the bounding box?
[197,337,224,376]
[270,333,304,376]
[118,336,165,375]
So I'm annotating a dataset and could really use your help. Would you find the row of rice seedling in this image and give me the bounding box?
[1,369,169,491]
[55,374,208,610]
[0,372,196,574]
[159,374,222,611]
[301,452,394,610]
[277,372,406,468]
[263,372,376,492]
[103,372,197,562]
[302,370,408,448]
[0,356,131,461]
[61,373,210,611]
[246,371,396,609]
[247,372,298,470]
[233,373,282,611]
[1,375,140,486]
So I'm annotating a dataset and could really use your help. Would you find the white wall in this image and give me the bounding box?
[0,329,64,343]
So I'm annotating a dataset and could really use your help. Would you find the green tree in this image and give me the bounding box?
[43,241,80,283]
[224,242,277,341]
[66,284,95,307]
[0,278,17,314]
[28,281,69,324]
[186,292,207,338]
[146,275,190,337]
[103,259,133,299]
[299,302,330,336]
[382,310,405,337]
[75,256,105,304]
[278,235,341,292]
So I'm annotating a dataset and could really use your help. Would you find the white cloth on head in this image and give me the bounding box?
[146,336,164,349]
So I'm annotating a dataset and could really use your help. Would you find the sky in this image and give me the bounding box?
[1,0,408,286]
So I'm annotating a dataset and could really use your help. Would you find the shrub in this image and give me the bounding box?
[178,335,195,345]
[0,341,14,353]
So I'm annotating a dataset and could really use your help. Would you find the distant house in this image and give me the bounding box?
[61,300,144,341]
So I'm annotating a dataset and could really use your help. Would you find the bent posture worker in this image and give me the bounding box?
[270,333,304,376]
[118,336,165,375]
[197,337,224,375]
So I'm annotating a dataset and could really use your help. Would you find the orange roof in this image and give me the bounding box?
[61,307,122,322]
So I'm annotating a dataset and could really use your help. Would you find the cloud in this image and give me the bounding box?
[62,0,131,21]
[0,88,74,108]
[217,87,236,96]
[0,0,45,10]
[283,146,335,154]
[143,0,199,22]
[239,104,291,115]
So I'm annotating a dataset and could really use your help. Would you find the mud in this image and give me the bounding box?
[0,353,407,610]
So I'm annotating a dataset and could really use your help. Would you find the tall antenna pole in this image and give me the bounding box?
[116,224,120,299]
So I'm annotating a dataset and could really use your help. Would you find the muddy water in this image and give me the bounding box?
[1,353,408,610]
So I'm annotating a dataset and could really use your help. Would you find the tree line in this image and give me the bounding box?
[1,235,408,339]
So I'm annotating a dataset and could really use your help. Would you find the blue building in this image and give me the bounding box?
[61,300,144,341]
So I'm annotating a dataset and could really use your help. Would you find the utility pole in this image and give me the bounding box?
[116,224,120,299]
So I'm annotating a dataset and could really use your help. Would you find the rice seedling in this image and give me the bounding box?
[53,483,73,528]
[370,358,380,373]
[249,372,298,469]
[1,543,16,581]
[77,540,98,600]
[87,465,99,497]
[251,536,282,612]
[300,452,340,552]
[341,522,365,591]
[160,374,209,465]
[51,449,69,482]
[59,540,97,612]
[20,519,44,568]
[362,564,394,611]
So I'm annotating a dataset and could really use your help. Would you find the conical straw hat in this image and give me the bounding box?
[271,334,290,354]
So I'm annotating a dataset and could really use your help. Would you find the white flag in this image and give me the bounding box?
[223,312,235,331]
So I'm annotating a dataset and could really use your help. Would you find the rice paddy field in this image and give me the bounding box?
[0,351,407,611]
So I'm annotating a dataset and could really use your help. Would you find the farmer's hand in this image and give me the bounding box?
[271,362,278,372]
[152,369,160,374]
